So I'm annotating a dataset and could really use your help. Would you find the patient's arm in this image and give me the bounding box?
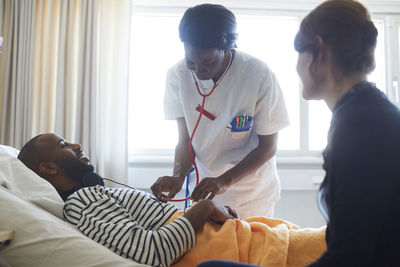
[63,187,196,267]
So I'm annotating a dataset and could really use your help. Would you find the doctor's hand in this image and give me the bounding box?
[151,176,185,202]
[191,176,230,202]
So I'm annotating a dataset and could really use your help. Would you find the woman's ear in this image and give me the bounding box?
[313,35,334,78]
[38,162,59,176]
[315,36,328,62]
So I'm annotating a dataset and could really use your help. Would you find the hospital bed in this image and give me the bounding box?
[0,144,326,267]
[0,145,147,267]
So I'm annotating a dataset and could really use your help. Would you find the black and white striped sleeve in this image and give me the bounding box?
[64,189,196,267]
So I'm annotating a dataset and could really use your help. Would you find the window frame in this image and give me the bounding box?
[376,14,400,106]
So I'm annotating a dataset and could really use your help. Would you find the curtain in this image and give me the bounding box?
[96,0,130,182]
[0,0,131,183]
[0,0,36,148]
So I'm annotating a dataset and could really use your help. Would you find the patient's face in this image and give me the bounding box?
[36,134,94,183]
[36,134,92,166]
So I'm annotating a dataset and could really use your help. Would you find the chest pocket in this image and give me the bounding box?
[222,124,252,149]
[221,114,253,149]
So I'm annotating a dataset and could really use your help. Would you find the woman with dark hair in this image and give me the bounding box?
[151,4,289,219]
[195,0,400,266]
[294,0,400,266]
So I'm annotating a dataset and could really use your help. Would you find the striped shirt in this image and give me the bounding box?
[63,186,196,267]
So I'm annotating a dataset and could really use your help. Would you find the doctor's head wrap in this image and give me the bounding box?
[179,4,238,50]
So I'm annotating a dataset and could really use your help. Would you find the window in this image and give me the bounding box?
[128,3,400,160]
[236,16,300,151]
[128,14,182,152]
[396,24,400,107]
[128,14,300,153]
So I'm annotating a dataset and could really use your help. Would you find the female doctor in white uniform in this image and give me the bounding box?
[151,4,289,219]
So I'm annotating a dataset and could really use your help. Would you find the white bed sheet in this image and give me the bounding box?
[0,187,148,267]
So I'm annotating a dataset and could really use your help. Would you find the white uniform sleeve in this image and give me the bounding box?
[164,66,184,120]
[64,189,196,267]
[253,70,290,135]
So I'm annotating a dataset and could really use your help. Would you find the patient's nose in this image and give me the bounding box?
[71,143,82,152]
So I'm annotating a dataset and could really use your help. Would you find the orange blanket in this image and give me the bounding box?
[170,212,326,267]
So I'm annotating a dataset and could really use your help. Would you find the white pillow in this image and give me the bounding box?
[0,145,64,218]
[0,187,147,267]
[0,145,19,157]
[0,145,64,219]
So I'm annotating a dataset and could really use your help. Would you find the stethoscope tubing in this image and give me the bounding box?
[163,51,233,202]
[166,83,217,202]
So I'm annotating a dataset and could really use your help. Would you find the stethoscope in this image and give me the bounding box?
[162,50,233,203]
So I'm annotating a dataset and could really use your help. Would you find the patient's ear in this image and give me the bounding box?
[38,162,59,176]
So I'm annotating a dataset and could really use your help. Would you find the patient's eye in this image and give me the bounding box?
[59,140,68,148]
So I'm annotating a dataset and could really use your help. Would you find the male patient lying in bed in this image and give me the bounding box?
[17,133,325,267]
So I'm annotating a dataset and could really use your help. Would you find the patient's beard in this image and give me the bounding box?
[54,158,95,199]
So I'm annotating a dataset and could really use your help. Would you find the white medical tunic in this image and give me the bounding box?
[164,50,289,218]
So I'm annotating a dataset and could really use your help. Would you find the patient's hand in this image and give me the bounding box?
[208,201,238,223]
[183,199,237,232]
[225,206,239,219]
